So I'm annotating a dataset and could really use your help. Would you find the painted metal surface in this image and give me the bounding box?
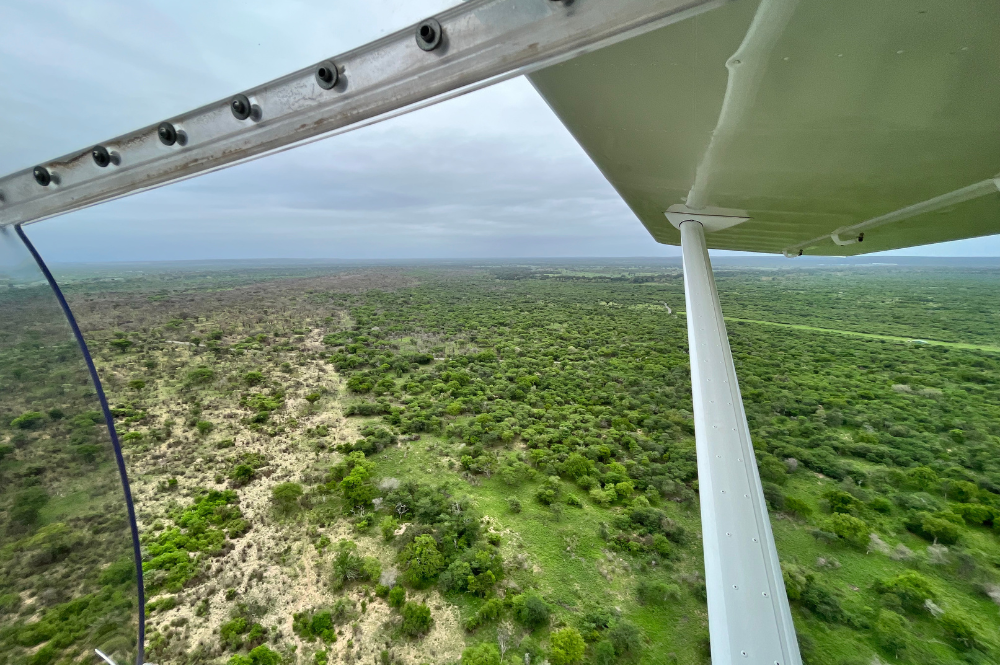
[0,0,723,228]
[680,220,801,665]
[531,0,1000,255]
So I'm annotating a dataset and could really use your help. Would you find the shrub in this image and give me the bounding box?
[230,464,256,487]
[461,643,500,665]
[186,367,215,385]
[400,602,433,637]
[940,612,982,651]
[227,645,281,665]
[512,594,550,629]
[873,572,934,612]
[380,516,399,540]
[636,579,681,606]
[11,487,49,526]
[388,586,406,608]
[549,627,586,665]
[196,420,214,435]
[11,411,44,429]
[873,610,908,656]
[762,482,785,510]
[827,513,869,548]
[593,640,615,665]
[271,482,303,516]
[759,455,788,485]
[506,497,522,513]
[905,512,961,545]
[400,535,444,586]
[608,620,643,657]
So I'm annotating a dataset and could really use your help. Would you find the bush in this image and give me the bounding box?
[271,482,303,516]
[873,572,934,612]
[400,535,444,586]
[10,411,44,429]
[512,593,550,629]
[400,602,433,637]
[762,482,785,510]
[827,513,869,548]
[11,487,49,527]
[549,627,586,665]
[388,586,406,608]
[506,497,522,513]
[196,420,214,435]
[380,516,399,541]
[784,496,812,517]
[186,367,215,385]
[608,620,643,657]
[636,579,681,606]
[590,640,615,665]
[461,642,500,665]
[227,645,281,665]
[873,610,908,656]
[905,512,961,545]
[941,612,982,651]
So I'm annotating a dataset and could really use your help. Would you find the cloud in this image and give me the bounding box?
[4,1,995,261]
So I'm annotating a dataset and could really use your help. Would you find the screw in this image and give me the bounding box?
[33,166,51,187]
[316,60,339,90]
[158,122,177,146]
[92,145,111,168]
[231,94,252,120]
[416,18,442,51]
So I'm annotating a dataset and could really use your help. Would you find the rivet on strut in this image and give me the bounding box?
[416,18,442,51]
[92,145,111,168]
[33,166,52,187]
[158,122,178,146]
[316,61,339,90]
[231,94,252,120]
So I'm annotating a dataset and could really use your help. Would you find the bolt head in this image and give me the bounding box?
[92,145,111,167]
[158,122,177,146]
[33,166,51,186]
[315,61,339,90]
[231,94,252,120]
[416,18,442,51]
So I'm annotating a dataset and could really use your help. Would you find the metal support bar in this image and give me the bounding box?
[680,220,801,665]
[0,0,722,228]
[781,176,1000,257]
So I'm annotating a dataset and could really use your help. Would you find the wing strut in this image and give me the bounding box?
[679,219,802,665]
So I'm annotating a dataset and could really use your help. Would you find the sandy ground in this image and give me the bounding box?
[108,330,464,664]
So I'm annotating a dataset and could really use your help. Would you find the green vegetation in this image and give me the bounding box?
[11,260,996,665]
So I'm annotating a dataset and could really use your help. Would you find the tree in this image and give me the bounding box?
[340,464,377,508]
[272,482,303,516]
[401,602,433,637]
[462,643,500,665]
[401,535,444,586]
[497,621,514,663]
[827,513,869,548]
[548,627,585,665]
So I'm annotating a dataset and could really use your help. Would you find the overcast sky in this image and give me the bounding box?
[2,0,998,262]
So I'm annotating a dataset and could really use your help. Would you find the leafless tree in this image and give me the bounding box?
[497,621,514,663]
[395,502,409,518]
